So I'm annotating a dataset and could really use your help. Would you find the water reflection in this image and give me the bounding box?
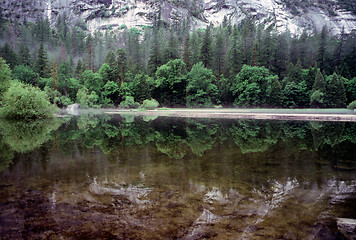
[0,114,355,239]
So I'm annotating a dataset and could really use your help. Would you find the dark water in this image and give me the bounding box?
[0,114,356,239]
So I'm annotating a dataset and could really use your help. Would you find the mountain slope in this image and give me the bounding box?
[1,0,355,34]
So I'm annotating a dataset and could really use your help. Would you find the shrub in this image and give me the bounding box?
[119,96,140,109]
[347,100,356,110]
[0,82,57,120]
[141,99,159,110]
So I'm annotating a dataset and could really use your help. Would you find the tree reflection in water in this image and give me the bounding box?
[0,114,355,239]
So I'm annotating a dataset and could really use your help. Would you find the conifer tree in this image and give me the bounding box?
[325,73,347,107]
[213,31,226,76]
[310,69,326,108]
[228,26,241,78]
[18,44,31,66]
[183,33,191,71]
[0,43,18,69]
[35,43,49,78]
[201,23,212,68]
[116,48,127,86]
[148,27,162,75]
[317,25,328,72]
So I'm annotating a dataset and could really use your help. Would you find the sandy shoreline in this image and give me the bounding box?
[99,108,356,122]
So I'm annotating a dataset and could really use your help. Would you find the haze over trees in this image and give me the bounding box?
[0,10,355,110]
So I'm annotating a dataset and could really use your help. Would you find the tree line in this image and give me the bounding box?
[0,12,355,109]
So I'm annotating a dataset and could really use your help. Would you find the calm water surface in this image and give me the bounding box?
[0,114,355,239]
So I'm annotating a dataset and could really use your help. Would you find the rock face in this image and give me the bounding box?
[337,218,356,240]
[1,0,356,34]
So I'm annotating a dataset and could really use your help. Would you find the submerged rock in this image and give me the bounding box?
[337,218,356,240]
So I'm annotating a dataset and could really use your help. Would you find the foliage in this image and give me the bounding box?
[154,59,187,106]
[13,65,39,86]
[82,70,104,93]
[0,15,355,109]
[325,73,347,108]
[310,90,325,108]
[141,99,159,110]
[126,72,154,102]
[119,96,140,109]
[345,77,356,103]
[347,100,356,110]
[186,62,217,107]
[76,87,99,108]
[0,82,57,120]
[0,57,11,100]
[232,65,279,107]
[0,118,62,153]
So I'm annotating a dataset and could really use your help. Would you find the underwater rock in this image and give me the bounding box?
[337,218,356,240]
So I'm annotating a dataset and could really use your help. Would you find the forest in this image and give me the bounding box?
[0,11,356,114]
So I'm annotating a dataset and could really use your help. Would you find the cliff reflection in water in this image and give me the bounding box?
[0,114,355,239]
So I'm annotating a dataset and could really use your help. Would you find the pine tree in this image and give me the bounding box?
[317,25,328,72]
[183,33,191,70]
[163,30,179,63]
[18,43,31,66]
[200,23,212,68]
[310,69,326,108]
[325,73,347,107]
[213,31,226,76]
[35,43,49,78]
[85,34,95,71]
[75,59,83,78]
[228,26,241,78]
[116,48,127,86]
[148,27,162,75]
[0,43,18,69]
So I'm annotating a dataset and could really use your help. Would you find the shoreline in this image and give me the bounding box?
[85,108,356,122]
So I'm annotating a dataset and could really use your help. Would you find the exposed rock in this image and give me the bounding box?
[66,103,80,115]
[337,218,356,240]
[1,0,355,35]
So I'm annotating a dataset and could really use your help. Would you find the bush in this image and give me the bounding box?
[0,82,57,120]
[119,96,140,109]
[347,100,356,110]
[141,99,159,110]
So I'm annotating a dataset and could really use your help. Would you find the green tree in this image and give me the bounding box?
[99,63,114,84]
[18,44,31,66]
[213,31,226,76]
[200,24,212,68]
[310,69,327,107]
[34,43,50,78]
[317,25,328,72]
[186,62,217,107]
[231,65,275,107]
[81,70,103,93]
[148,28,162,75]
[345,77,356,103]
[126,72,154,102]
[266,75,282,107]
[116,48,127,86]
[325,73,347,107]
[0,57,11,101]
[13,65,39,86]
[154,59,187,106]
[0,43,18,69]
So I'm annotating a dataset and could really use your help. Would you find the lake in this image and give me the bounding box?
[0,114,355,239]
